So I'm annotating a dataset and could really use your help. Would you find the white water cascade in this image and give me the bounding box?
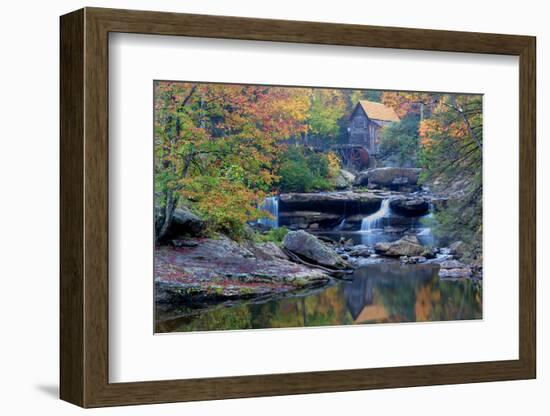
[335,218,347,231]
[416,202,435,245]
[257,196,279,228]
[360,199,391,232]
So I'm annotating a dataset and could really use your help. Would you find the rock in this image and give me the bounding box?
[383,226,407,234]
[340,169,356,181]
[334,169,356,189]
[279,191,382,214]
[339,237,355,247]
[288,223,308,230]
[283,230,350,269]
[389,197,430,217]
[449,241,465,258]
[171,207,206,236]
[471,260,483,279]
[171,239,199,248]
[154,236,331,306]
[400,256,427,264]
[353,172,369,187]
[374,235,425,257]
[252,242,289,260]
[278,211,341,229]
[318,235,338,245]
[421,247,436,259]
[438,259,471,278]
[207,235,256,258]
[348,245,371,257]
[354,167,422,190]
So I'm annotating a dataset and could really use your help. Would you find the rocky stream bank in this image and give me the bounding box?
[155,167,481,313]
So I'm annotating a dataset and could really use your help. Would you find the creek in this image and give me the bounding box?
[155,193,481,333]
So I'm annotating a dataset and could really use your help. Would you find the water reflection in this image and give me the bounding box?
[155,263,482,333]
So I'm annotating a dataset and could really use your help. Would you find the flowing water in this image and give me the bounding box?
[361,199,391,232]
[256,196,279,228]
[318,197,434,246]
[156,263,482,332]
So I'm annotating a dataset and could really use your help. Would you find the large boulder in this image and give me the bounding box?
[283,230,350,269]
[171,207,206,236]
[389,197,430,217]
[348,245,371,257]
[355,167,422,190]
[374,235,425,257]
[250,242,289,261]
[448,241,466,258]
[334,169,356,190]
[279,191,381,215]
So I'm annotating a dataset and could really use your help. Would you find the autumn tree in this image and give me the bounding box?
[154,82,310,241]
[419,95,482,253]
[381,91,483,257]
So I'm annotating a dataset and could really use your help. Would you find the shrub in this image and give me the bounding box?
[182,175,265,240]
[257,227,289,244]
[277,147,337,192]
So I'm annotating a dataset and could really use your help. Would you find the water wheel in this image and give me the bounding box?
[333,145,370,171]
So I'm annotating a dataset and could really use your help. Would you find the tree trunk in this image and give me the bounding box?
[156,189,176,244]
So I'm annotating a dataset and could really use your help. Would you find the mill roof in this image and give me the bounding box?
[356,100,400,122]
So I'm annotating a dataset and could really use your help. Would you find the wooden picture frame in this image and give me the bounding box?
[60,7,536,408]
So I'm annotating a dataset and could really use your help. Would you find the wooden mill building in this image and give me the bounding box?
[348,100,400,155]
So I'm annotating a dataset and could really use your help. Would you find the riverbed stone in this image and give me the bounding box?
[449,241,466,258]
[155,236,331,305]
[421,247,436,259]
[354,167,422,190]
[348,245,371,257]
[374,235,425,257]
[171,239,199,248]
[251,241,289,260]
[389,197,430,217]
[334,169,356,189]
[283,230,350,269]
[170,206,206,236]
[400,255,427,264]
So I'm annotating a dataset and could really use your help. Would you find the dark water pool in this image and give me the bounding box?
[155,263,482,333]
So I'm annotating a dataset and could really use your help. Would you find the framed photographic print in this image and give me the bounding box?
[60,7,536,408]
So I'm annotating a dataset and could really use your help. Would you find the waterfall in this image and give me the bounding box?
[257,196,279,228]
[335,218,347,231]
[423,202,435,219]
[417,202,435,245]
[361,199,390,232]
